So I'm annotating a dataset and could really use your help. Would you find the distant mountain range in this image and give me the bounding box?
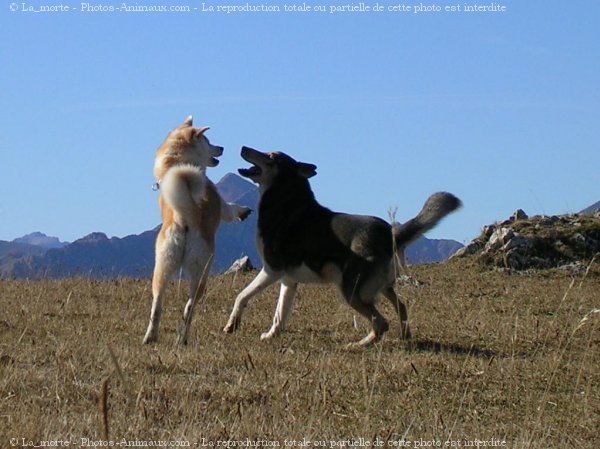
[13,232,68,249]
[580,200,600,215]
[0,173,464,279]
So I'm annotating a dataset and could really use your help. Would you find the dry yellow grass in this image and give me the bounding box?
[1,260,598,447]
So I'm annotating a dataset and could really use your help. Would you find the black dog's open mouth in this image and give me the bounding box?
[211,157,220,166]
[239,146,268,178]
[238,165,261,178]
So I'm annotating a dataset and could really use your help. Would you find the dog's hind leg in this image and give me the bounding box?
[340,265,389,347]
[177,264,210,346]
[143,269,169,344]
[143,231,184,344]
[261,280,298,341]
[224,268,279,333]
[345,299,389,348]
[177,236,213,345]
[382,286,412,340]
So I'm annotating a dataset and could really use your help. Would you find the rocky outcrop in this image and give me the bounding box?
[225,256,255,274]
[452,210,600,271]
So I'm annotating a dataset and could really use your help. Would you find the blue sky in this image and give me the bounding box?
[1,1,598,244]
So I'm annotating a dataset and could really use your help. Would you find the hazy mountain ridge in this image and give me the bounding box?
[13,231,68,249]
[405,237,463,264]
[1,229,158,279]
[580,200,600,215]
[0,174,260,279]
[1,174,466,279]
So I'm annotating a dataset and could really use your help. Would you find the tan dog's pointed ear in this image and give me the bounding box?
[298,162,317,179]
[182,115,193,127]
[190,126,210,140]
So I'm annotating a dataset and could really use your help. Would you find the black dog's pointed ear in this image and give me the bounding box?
[298,162,317,178]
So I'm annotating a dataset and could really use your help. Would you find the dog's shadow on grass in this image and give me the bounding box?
[406,338,498,359]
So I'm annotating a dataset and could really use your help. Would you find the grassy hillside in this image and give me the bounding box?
[1,261,598,447]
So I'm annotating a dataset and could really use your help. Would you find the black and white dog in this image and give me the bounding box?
[224,147,461,347]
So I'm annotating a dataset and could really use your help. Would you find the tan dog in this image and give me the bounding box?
[143,116,251,345]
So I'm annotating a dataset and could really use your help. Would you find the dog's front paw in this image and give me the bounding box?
[223,316,241,333]
[142,330,158,345]
[260,331,274,341]
[260,326,281,341]
[238,207,252,221]
[143,323,160,344]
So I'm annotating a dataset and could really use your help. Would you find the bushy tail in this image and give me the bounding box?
[393,192,462,248]
[160,164,206,225]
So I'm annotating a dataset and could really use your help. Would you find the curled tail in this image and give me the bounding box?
[393,192,462,249]
[159,164,206,225]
